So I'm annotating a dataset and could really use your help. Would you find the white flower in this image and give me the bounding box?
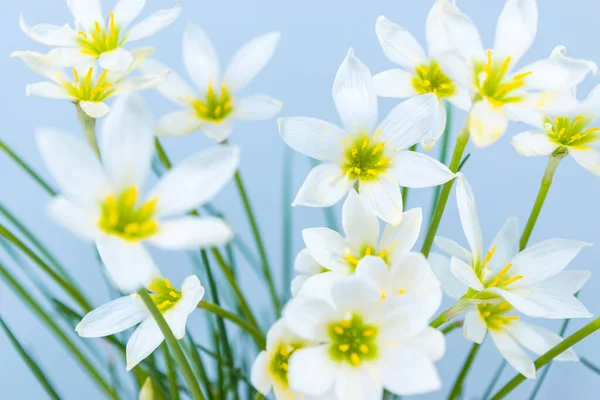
[433,174,592,319]
[512,79,600,175]
[139,23,282,142]
[430,0,596,147]
[37,94,239,292]
[20,0,181,71]
[463,301,578,379]
[374,15,471,149]
[11,48,167,118]
[77,272,205,371]
[279,49,455,224]
[284,276,445,398]
[293,188,423,296]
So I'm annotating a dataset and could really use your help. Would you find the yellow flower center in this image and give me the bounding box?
[269,341,303,387]
[477,302,519,332]
[329,313,378,367]
[76,12,124,57]
[478,246,523,289]
[63,67,115,102]
[546,115,600,148]
[474,50,532,107]
[412,60,455,98]
[98,187,159,241]
[342,133,390,181]
[342,245,389,271]
[147,278,182,313]
[191,83,234,122]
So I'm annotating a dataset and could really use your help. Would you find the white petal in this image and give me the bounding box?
[284,297,335,342]
[112,71,170,95]
[126,317,164,371]
[148,216,233,250]
[96,235,162,293]
[537,270,591,295]
[251,351,272,395]
[139,58,197,106]
[156,110,203,137]
[278,117,346,161]
[492,287,592,319]
[113,0,145,28]
[511,130,558,156]
[40,47,92,68]
[292,163,353,208]
[77,295,147,337]
[149,145,239,217]
[36,129,111,207]
[456,174,483,261]
[126,6,181,42]
[450,257,483,291]
[403,326,446,361]
[375,16,426,69]
[165,276,204,339]
[19,15,76,46]
[373,69,417,98]
[433,237,472,262]
[494,0,537,66]
[380,207,422,258]
[359,175,403,225]
[294,248,322,275]
[67,0,103,29]
[380,345,441,396]
[463,309,487,344]
[421,100,447,150]
[331,275,381,315]
[11,51,65,82]
[80,101,111,118]
[468,99,508,147]
[342,189,379,249]
[489,330,536,379]
[301,228,350,273]
[571,147,600,176]
[288,346,336,396]
[335,367,383,400]
[182,23,219,94]
[429,252,467,300]
[202,121,233,143]
[448,85,473,111]
[224,32,281,92]
[98,48,135,72]
[332,48,378,133]
[297,271,346,304]
[488,217,520,270]
[47,196,100,240]
[290,276,308,297]
[507,321,578,361]
[505,103,545,127]
[26,82,70,99]
[391,150,455,188]
[232,94,282,120]
[355,256,389,291]
[100,94,154,191]
[378,94,440,150]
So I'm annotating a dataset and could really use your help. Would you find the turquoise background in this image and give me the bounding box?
[1,0,599,398]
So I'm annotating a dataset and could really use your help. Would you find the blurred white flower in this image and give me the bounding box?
[11,48,167,118]
[292,189,422,296]
[77,273,204,371]
[20,0,181,71]
[279,49,454,224]
[284,276,444,399]
[430,0,596,147]
[37,94,238,292]
[463,301,578,379]
[433,174,592,319]
[374,15,471,149]
[139,23,282,142]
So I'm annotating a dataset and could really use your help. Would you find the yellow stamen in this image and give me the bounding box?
[361,136,369,149]
[334,326,344,335]
[350,353,360,366]
[365,247,372,256]
[372,142,385,155]
[502,275,523,286]
[363,329,376,337]
[338,344,350,352]
[341,319,351,328]
[500,57,512,75]
[512,71,532,80]
[483,246,497,267]
[359,344,369,354]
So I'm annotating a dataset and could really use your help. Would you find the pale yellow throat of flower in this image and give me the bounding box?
[342,133,390,182]
[76,11,124,57]
[63,67,115,102]
[546,116,600,149]
[412,60,456,98]
[98,187,159,241]
[189,82,235,122]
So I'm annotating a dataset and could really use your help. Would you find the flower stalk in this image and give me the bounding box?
[448,343,481,400]
[75,103,100,157]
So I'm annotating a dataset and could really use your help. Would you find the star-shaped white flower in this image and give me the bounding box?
[432,174,592,319]
[430,0,596,147]
[20,0,181,71]
[279,49,455,224]
[37,94,239,292]
[12,48,167,118]
[374,14,471,149]
[283,276,444,399]
[77,269,205,371]
[139,23,282,143]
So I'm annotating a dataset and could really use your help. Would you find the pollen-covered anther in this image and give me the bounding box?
[99,187,159,241]
[412,60,455,98]
[76,12,123,57]
[329,314,378,367]
[148,278,182,313]
[191,82,235,122]
[475,50,530,106]
[342,135,390,181]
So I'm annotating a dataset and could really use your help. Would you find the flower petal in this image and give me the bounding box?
[390,150,455,188]
[301,228,350,273]
[26,82,71,99]
[149,145,239,217]
[19,14,77,46]
[40,47,93,68]
[165,275,204,339]
[47,196,100,240]
[335,367,383,400]
[331,275,381,315]
[488,217,520,270]
[294,248,322,275]
[507,321,578,361]
[182,23,219,94]
[489,330,535,379]
[126,6,181,42]
[284,297,335,342]
[421,100,448,150]
[156,110,203,137]
[375,16,426,69]
[113,0,145,28]
[202,121,233,143]
[511,130,558,156]
[332,48,378,133]
[139,58,197,106]
[450,257,483,291]
[463,309,487,344]
[67,0,103,30]
[126,317,164,371]
[571,147,600,176]
[379,207,422,259]
[80,101,111,118]
[429,252,467,300]
[491,287,592,319]
[403,326,446,361]
[359,175,403,225]
[98,48,135,72]
[468,99,508,147]
[296,271,346,304]
[288,345,336,396]
[536,270,591,295]
[232,94,282,120]
[373,69,417,98]
[250,351,272,395]
[148,216,233,250]
[493,0,537,67]
[112,71,170,95]
[456,174,483,261]
[292,163,353,208]
[96,235,162,293]
[342,189,379,249]
[224,32,280,92]
[380,345,441,396]
[278,117,346,161]
[433,237,472,262]
[355,256,389,291]
[76,295,147,337]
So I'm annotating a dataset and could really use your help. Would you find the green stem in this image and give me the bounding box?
[430,301,472,328]
[421,123,470,257]
[429,103,453,222]
[448,343,481,400]
[76,103,100,157]
[234,171,281,316]
[282,146,294,299]
[137,289,206,400]
[482,362,506,400]
[401,144,418,205]
[163,343,181,400]
[0,138,56,196]
[441,320,464,335]
[155,138,172,169]
[491,317,600,400]
[519,149,566,250]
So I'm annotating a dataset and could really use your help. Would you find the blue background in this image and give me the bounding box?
[1,0,599,398]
